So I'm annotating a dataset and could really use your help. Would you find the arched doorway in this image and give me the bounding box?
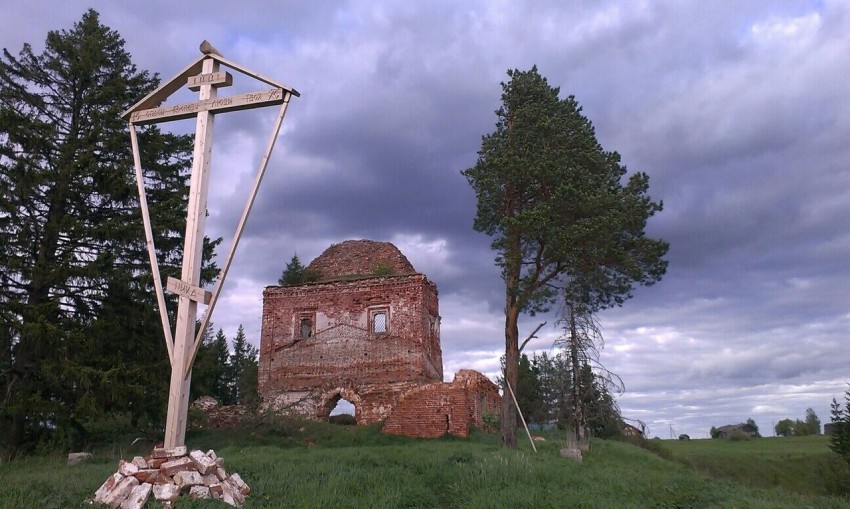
[320,388,361,424]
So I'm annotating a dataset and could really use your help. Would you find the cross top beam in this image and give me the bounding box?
[126,41,298,448]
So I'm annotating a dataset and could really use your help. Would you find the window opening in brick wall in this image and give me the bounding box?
[371,309,388,334]
[299,317,313,338]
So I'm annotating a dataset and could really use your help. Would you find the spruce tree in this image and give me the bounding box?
[191,326,231,404]
[278,254,319,286]
[228,325,259,407]
[0,10,201,451]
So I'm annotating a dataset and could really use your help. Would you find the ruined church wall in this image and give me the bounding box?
[259,274,442,423]
[382,370,502,438]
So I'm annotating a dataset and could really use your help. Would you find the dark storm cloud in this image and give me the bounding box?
[4,0,848,437]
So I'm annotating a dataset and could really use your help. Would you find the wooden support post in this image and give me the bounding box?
[129,124,175,363]
[163,55,219,449]
[505,378,537,453]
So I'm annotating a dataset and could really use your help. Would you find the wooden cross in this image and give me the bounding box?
[123,41,299,448]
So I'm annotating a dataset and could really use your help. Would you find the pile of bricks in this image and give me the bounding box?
[90,446,250,508]
[191,396,248,429]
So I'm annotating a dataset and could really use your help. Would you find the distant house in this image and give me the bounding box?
[715,423,759,438]
[824,422,842,435]
[622,423,644,437]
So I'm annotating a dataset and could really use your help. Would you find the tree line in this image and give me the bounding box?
[514,351,624,438]
[774,408,821,437]
[192,324,259,409]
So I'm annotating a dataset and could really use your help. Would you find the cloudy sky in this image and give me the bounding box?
[4,0,848,439]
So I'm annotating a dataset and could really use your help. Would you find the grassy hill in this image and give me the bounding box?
[664,434,850,498]
[1,420,848,508]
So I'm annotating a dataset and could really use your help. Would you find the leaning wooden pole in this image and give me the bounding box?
[505,376,537,453]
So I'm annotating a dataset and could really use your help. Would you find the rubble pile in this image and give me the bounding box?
[192,396,247,428]
[90,445,250,508]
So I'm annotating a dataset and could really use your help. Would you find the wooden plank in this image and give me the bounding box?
[199,40,222,56]
[129,124,175,363]
[188,71,232,91]
[129,88,287,125]
[211,53,300,96]
[166,277,212,305]
[121,55,206,119]
[164,55,218,450]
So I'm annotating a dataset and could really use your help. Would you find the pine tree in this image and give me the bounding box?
[0,10,203,451]
[515,354,544,424]
[463,66,667,447]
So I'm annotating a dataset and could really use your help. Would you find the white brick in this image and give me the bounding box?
[189,485,211,499]
[118,460,139,476]
[228,472,250,495]
[174,470,203,491]
[152,483,180,502]
[220,480,245,507]
[189,449,217,474]
[152,445,187,459]
[119,482,151,509]
[67,452,92,465]
[103,476,139,509]
[160,456,194,476]
[94,473,124,503]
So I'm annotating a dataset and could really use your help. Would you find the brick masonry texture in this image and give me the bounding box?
[259,240,500,437]
[307,239,416,281]
[383,370,502,438]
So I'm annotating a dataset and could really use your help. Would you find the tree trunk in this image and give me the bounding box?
[502,302,519,448]
[568,306,586,442]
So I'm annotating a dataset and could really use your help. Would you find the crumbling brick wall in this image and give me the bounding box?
[259,241,443,424]
[306,239,417,281]
[259,240,500,437]
[382,369,502,438]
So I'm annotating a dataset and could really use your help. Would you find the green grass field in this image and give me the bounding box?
[663,435,850,497]
[1,421,849,508]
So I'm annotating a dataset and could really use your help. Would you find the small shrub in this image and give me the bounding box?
[187,407,210,429]
[372,263,396,276]
[481,411,500,433]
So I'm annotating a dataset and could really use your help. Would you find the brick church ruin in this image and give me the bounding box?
[259,240,500,438]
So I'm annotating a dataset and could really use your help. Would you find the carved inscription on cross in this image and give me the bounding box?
[129,89,286,124]
[166,277,212,305]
